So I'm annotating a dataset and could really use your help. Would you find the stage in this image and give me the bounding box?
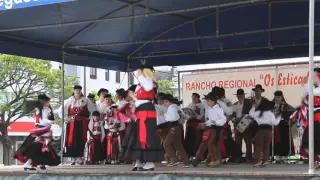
[0,164,319,180]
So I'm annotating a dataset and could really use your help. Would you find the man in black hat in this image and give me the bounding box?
[252,84,268,106]
[232,88,254,163]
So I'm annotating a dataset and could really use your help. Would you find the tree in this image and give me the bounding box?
[158,80,175,95]
[0,55,77,165]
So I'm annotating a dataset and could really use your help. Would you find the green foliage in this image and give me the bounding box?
[157,79,175,95]
[0,55,77,154]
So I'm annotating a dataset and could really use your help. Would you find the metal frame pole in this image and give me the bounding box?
[60,50,65,164]
[178,71,181,101]
[272,65,279,163]
[308,0,315,174]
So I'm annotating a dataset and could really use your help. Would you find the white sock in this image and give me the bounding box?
[143,162,154,169]
[24,159,32,168]
[134,160,143,168]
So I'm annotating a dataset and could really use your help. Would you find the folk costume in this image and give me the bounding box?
[96,88,109,119]
[292,69,320,162]
[14,94,60,170]
[271,91,295,161]
[184,93,205,157]
[105,104,126,164]
[155,92,170,163]
[249,99,281,167]
[232,89,255,162]
[191,92,227,168]
[131,65,163,171]
[59,85,97,165]
[162,94,190,167]
[87,111,105,164]
[121,85,139,162]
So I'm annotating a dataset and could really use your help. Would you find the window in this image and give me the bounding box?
[129,73,134,85]
[105,70,109,81]
[115,71,120,83]
[90,68,97,79]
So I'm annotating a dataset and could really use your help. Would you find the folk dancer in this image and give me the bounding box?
[154,92,170,164]
[127,65,164,171]
[291,68,320,163]
[184,93,205,157]
[59,85,97,165]
[116,88,127,108]
[87,111,105,164]
[213,87,240,163]
[14,94,61,170]
[250,99,280,167]
[162,94,190,167]
[271,91,295,163]
[120,85,138,162]
[232,88,255,163]
[191,92,227,167]
[105,104,126,164]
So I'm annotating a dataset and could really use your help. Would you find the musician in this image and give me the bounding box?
[127,65,163,171]
[249,99,280,167]
[155,92,170,164]
[59,85,97,165]
[191,92,226,168]
[232,89,255,163]
[87,111,105,164]
[252,84,268,106]
[271,91,295,163]
[184,93,205,157]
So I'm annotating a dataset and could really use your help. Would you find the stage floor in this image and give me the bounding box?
[0,163,319,177]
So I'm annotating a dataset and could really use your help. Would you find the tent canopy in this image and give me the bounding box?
[0,0,319,71]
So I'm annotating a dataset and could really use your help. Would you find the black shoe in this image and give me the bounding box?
[131,167,143,171]
[71,162,76,165]
[105,161,111,165]
[24,167,36,171]
[191,158,200,167]
[80,162,84,165]
[40,165,46,170]
[139,167,154,171]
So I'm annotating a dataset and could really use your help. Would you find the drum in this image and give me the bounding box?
[236,115,252,133]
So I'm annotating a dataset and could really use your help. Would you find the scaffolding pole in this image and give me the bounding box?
[60,50,65,165]
[308,0,315,174]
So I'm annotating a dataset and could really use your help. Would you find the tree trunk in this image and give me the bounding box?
[1,126,12,166]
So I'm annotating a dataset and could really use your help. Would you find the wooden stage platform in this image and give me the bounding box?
[0,164,320,179]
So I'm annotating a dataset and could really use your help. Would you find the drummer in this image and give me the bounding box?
[232,89,254,163]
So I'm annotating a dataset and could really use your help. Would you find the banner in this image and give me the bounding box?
[0,0,74,11]
[182,65,315,107]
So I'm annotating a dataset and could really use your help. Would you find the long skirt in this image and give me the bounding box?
[301,121,320,160]
[272,120,295,156]
[64,119,89,157]
[131,102,164,162]
[220,124,242,159]
[89,136,105,163]
[121,121,137,161]
[14,129,61,166]
[184,119,202,157]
